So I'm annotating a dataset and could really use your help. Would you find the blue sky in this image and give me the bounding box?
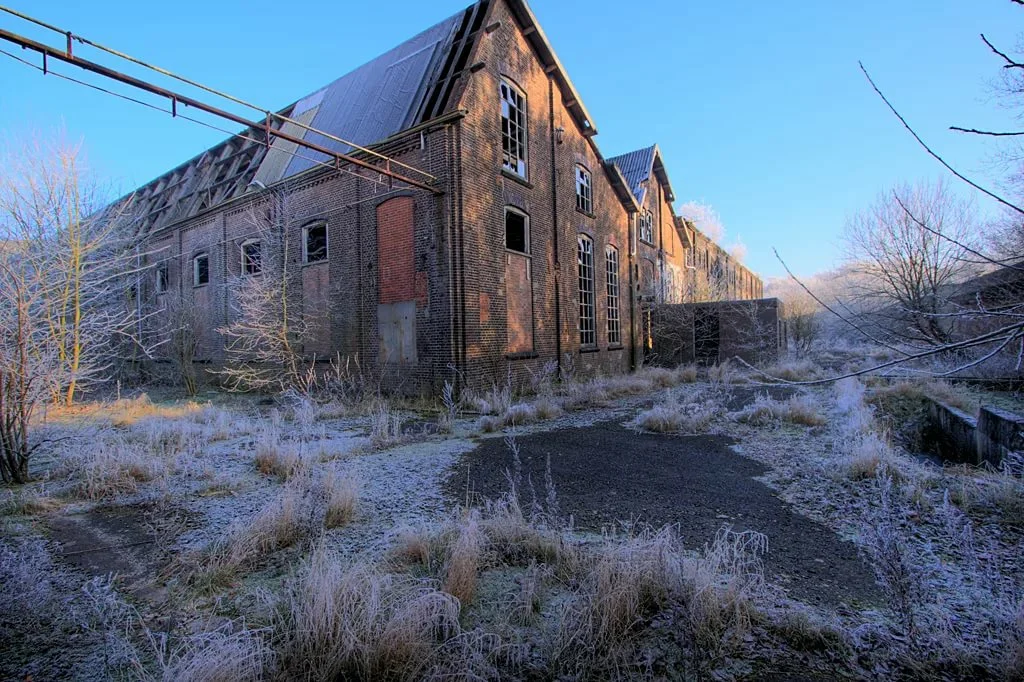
[1,1,1021,277]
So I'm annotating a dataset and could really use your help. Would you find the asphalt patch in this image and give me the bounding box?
[448,420,879,608]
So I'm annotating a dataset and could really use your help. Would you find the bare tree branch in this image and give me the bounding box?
[859,61,1024,215]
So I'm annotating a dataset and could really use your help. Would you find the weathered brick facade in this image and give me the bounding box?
[134,0,764,394]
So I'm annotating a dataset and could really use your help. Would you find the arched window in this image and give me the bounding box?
[192,252,209,287]
[240,239,262,276]
[575,165,592,214]
[500,78,528,177]
[577,235,595,346]
[605,246,620,344]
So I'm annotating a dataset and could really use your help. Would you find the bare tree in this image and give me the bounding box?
[0,135,148,405]
[0,254,48,483]
[841,180,980,347]
[216,192,313,392]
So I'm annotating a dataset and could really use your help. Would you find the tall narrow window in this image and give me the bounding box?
[504,207,529,253]
[639,209,654,244]
[193,252,209,287]
[606,246,621,345]
[155,263,168,294]
[241,239,262,276]
[304,222,327,263]
[575,165,592,213]
[500,79,527,177]
[578,235,595,346]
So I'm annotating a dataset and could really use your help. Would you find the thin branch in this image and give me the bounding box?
[950,126,1024,136]
[982,33,1024,69]
[859,61,1024,215]
[773,248,910,355]
[891,191,1024,271]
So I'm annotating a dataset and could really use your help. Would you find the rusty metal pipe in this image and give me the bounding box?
[0,27,441,195]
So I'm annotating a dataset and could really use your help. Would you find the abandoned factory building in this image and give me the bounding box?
[128,0,762,392]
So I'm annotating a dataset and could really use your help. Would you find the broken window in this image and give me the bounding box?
[193,252,209,287]
[155,263,169,294]
[500,79,527,177]
[578,235,595,346]
[639,209,654,244]
[504,207,529,254]
[241,239,262,276]
[304,222,327,263]
[575,165,592,214]
[606,246,620,345]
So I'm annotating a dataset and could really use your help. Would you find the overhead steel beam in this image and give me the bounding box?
[0,27,443,195]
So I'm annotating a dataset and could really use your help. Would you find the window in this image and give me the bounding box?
[500,79,527,177]
[304,222,327,263]
[504,207,529,253]
[639,209,654,244]
[155,263,168,294]
[241,239,262,276]
[606,246,620,345]
[193,252,209,287]
[577,235,595,346]
[575,165,592,214]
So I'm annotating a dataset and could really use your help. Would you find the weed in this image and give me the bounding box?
[443,512,484,605]
[323,470,359,528]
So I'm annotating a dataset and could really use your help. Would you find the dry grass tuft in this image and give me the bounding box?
[442,512,484,605]
[191,484,310,590]
[253,432,304,481]
[759,358,821,383]
[0,489,59,515]
[323,470,359,528]
[554,526,767,676]
[392,526,433,568]
[369,401,405,449]
[63,437,165,500]
[737,393,826,427]
[147,623,270,682]
[274,547,461,680]
[104,394,203,428]
[636,392,719,434]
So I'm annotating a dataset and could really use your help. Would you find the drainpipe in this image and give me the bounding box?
[548,77,562,375]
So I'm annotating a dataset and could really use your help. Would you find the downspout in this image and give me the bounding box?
[548,77,562,375]
[627,212,637,370]
[455,123,468,385]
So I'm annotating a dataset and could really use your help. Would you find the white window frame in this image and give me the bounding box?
[504,206,530,255]
[606,246,621,345]
[303,222,328,264]
[575,164,592,214]
[500,78,528,178]
[639,209,654,244]
[240,239,262,276]
[192,252,209,287]
[578,235,596,346]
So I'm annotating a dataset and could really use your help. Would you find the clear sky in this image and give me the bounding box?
[1,1,1021,278]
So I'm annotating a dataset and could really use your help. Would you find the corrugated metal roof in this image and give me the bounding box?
[274,14,463,180]
[127,5,469,234]
[607,146,655,207]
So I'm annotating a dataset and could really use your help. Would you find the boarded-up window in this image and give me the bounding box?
[377,196,417,364]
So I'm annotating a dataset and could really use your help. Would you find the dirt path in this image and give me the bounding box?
[447,419,880,608]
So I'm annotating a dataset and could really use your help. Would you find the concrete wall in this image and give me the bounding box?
[925,400,1024,467]
[648,298,785,366]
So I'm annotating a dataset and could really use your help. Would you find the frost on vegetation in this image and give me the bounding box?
[735,392,825,427]
[0,538,58,634]
[832,378,905,481]
[635,389,723,434]
[369,401,405,449]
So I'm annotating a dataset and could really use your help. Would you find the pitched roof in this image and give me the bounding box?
[607,146,656,207]
[127,4,475,234]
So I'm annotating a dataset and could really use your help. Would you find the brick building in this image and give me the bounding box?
[128,0,762,393]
